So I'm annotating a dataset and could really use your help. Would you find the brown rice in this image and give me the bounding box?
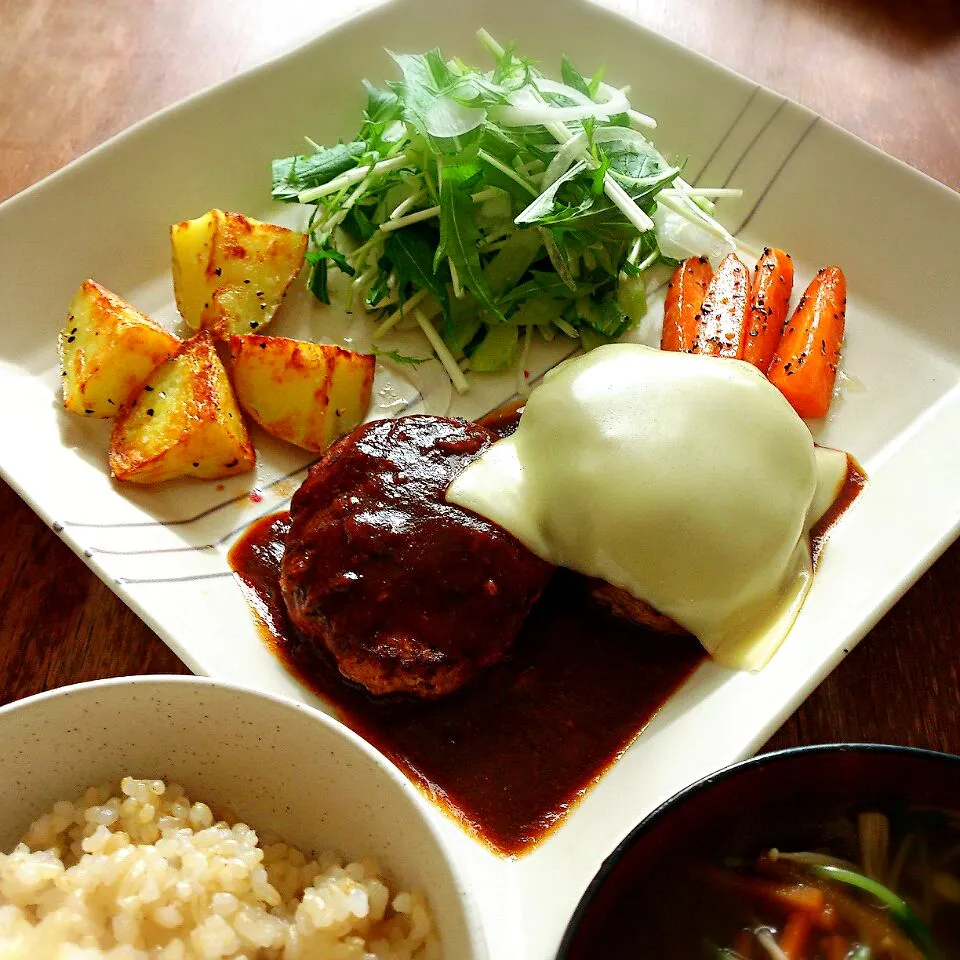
[0,777,439,959]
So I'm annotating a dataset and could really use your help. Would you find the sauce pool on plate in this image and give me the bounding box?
[227,399,863,856]
[229,514,705,856]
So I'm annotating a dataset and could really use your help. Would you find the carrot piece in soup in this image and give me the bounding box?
[733,929,755,959]
[693,253,751,358]
[661,256,712,352]
[778,912,812,959]
[767,266,846,419]
[822,935,851,960]
[743,247,794,371]
[705,869,826,916]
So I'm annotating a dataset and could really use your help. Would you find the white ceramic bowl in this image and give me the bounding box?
[0,675,487,959]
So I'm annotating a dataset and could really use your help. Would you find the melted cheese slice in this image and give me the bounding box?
[447,344,847,670]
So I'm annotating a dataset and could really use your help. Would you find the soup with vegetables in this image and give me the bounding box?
[602,805,960,959]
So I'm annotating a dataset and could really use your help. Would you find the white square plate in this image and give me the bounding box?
[1,0,958,956]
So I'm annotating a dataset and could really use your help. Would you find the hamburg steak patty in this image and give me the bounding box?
[280,415,554,698]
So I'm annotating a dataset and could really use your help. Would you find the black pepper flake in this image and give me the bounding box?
[243,279,251,284]
[256,290,264,298]
[145,385,154,392]
[146,408,155,416]
[215,267,222,276]
[204,302,209,309]
[70,327,77,335]
[784,362,792,372]
[701,303,713,314]
[107,398,115,405]
[66,335,76,343]
[61,370,67,377]
[259,303,266,310]
[84,408,93,414]
[821,339,827,355]
[192,461,200,468]
[225,458,239,468]
[335,408,344,417]
[250,321,259,329]
[749,330,758,337]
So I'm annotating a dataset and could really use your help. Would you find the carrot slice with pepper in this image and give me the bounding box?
[767,266,846,419]
[743,247,794,372]
[661,256,712,352]
[694,253,751,358]
[778,913,812,959]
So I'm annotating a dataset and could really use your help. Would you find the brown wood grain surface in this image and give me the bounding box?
[0,0,957,756]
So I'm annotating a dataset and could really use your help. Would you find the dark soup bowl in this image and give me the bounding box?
[558,744,960,960]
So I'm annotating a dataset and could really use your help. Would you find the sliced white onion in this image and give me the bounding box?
[652,204,735,262]
[490,85,630,127]
[541,132,588,189]
[534,77,597,106]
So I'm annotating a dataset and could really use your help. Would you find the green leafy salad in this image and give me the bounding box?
[271,29,740,392]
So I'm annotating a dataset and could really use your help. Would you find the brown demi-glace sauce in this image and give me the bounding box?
[228,405,864,856]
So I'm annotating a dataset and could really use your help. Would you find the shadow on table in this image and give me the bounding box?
[778,0,960,53]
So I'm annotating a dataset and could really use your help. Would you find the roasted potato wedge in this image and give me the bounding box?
[59,280,180,418]
[170,210,307,338]
[109,331,255,483]
[227,335,374,452]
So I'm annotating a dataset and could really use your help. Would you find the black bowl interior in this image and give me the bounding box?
[558,745,960,959]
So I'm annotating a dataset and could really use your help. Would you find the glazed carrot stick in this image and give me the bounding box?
[767,266,846,419]
[778,913,812,959]
[693,253,751,358]
[743,247,794,372]
[661,256,712,352]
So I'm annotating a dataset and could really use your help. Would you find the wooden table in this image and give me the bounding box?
[1,0,957,750]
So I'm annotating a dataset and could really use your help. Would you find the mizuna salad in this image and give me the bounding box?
[271,29,743,392]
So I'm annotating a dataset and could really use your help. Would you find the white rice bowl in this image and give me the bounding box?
[0,678,485,960]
